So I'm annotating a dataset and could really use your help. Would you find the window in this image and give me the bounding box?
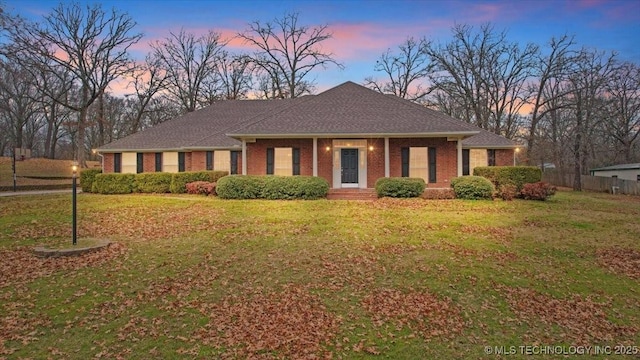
[488,149,496,166]
[409,147,428,181]
[136,153,144,173]
[114,153,121,173]
[274,148,292,176]
[231,151,239,175]
[428,148,437,183]
[462,149,470,176]
[266,147,299,176]
[206,151,213,171]
[214,150,230,172]
[178,152,185,172]
[637,174,640,182]
[155,153,162,172]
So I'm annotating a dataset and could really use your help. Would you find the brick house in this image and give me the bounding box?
[97,82,518,189]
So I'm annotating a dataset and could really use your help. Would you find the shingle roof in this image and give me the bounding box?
[227,82,479,136]
[98,81,516,152]
[98,99,298,151]
[461,128,518,148]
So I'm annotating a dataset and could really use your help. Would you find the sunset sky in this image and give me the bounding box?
[4,0,639,95]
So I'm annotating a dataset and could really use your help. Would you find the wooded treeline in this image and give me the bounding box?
[1,3,638,187]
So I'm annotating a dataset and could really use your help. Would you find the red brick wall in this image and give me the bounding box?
[367,138,385,188]
[495,149,514,166]
[389,138,458,188]
[142,153,155,173]
[246,139,314,176]
[191,151,206,171]
[103,153,114,173]
[235,151,242,175]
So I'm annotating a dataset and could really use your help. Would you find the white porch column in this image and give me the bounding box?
[384,137,390,177]
[242,139,247,175]
[457,138,463,177]
[312,137,318,176]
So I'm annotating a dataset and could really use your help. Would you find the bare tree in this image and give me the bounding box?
[238,12,342,98]
[124,54,169,134]
[216,52,253,100]
[426,24,537,138]
[364,37,432,101]
[603,62,640,163]
[3,3,141,166]
[526,35,577,160]
[150,29,225,112]
[0,60,43,150]
[566,48,617,190]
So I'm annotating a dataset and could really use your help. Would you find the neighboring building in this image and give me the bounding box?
[590,163,640,182]
[97,82,519,188]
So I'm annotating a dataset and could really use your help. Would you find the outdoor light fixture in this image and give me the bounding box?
[369,145,374,151]
[325,146,331,151]
[71,162,78,246]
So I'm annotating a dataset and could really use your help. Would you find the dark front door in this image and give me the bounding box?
[341,149,358,184]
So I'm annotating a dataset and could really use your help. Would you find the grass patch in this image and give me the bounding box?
[0,190,638,358]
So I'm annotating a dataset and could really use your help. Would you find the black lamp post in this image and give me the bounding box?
[72,163,78,245]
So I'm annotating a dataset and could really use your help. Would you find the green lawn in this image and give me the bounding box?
[0,191,639,359]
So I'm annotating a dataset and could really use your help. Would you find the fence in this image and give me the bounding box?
[542,172,640,195]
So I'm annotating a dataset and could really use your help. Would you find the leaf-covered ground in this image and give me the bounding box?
[0,191,638,359]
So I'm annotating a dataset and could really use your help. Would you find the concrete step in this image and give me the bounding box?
[327,189,377,200]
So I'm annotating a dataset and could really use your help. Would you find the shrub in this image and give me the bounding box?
[135,173,172,193]
[169,171,227,194]
[261,176,329,200]
[497,183,518,201]
[92,173,136,194]
[450,176,494,200]
[186,181,216,196]
[216,175,265,199]
[79,169,101,193]
[473,166,541,192]
[375,177,426,198]
[216,175,329,200]
[520,181,557,201]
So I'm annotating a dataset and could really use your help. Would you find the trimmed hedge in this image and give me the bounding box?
[375,177,426,198]
[92,173,136,194]
[450,176,495,200]
[135,173,172,193]
[216,175,329,200]
[473,166,541,192]
[169,171,228,194]
[216,175,264,199]
[79,169,102,193]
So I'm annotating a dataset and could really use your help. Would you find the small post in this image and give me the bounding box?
[72,162,78,246]
[12,148,17,192]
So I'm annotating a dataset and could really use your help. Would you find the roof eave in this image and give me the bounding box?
[226,131,480,139]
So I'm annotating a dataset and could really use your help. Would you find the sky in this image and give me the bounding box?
[3,0,640,95]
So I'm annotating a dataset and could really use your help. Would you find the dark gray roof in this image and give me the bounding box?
[461,129,519,148]
[227,82,479,137]
[591,163,640,171]
[98,99,298,151]
[98,81,516,152]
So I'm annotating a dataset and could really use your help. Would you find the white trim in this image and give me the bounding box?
[384,137,390,177]
[457,138,463,177]
[312,137,318,176]
[242,139,247,175]
[226,131,479,139]
[333,140,367,189]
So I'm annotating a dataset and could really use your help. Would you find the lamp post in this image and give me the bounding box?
[72,163,78,246]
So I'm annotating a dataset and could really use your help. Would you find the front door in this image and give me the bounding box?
[341,149,358,184]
